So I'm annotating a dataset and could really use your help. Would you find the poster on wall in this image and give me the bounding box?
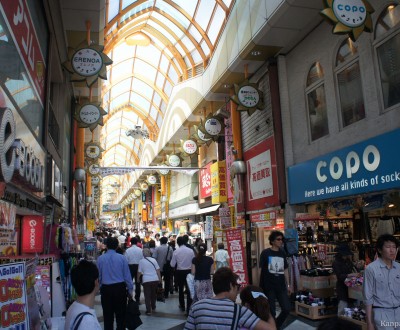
[0,262,29,329]
[0,229,17,256]
[0,200,17,230]
[226,228,249,287]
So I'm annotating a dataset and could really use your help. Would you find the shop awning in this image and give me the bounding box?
[196,204,220,215]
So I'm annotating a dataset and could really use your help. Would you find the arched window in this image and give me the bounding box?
[335,38,365,127]
[306,62,329,141]
[375,4,400,109]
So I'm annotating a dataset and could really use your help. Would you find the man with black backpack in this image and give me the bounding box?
[65,260,101,330]
[153,236,173,299]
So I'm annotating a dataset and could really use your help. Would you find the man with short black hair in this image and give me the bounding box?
[125,236,144,303]
[97,237,133,330]
[259,230,291,329]
[171,236,195,314]
[184,267,275,329]
[65,260,101,330]
[364,234,400,330]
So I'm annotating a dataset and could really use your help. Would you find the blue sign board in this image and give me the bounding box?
[288,129,400,204]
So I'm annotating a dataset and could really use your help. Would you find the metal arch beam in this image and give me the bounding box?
[102,141,140,165]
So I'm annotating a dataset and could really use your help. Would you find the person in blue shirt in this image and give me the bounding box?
[97,237,133,330]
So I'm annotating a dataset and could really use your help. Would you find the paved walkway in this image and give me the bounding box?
[94,291,320,330]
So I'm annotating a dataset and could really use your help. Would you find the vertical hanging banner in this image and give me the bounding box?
[199,163,212,199]
[0,262,28,329]
[22,215,44,253]
[226,229,249,287]
[204,216,213,240]
[211,161,227,204]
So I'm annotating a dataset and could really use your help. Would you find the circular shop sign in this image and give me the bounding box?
[72,48,103,77]
[79,104,101,125]
[238,85,260,108]
[168,154,181,167]
[333,0,367,28]
[182,140,197,155]
[204,118,222,136]
[197,129,211,142]
[147,175,157,185]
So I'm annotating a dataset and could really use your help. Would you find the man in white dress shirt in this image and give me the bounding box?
[170,236,195,314]
[125,237,144,302]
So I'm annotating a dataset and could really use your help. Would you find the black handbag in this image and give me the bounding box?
[126,298,142,330]
[163,247,171,273]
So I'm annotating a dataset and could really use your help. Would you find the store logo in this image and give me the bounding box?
[29,219,37,250]
[316,145,380,182]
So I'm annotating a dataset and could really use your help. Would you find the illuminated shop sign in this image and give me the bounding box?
[288,129,400,204]
[0,108,44,192]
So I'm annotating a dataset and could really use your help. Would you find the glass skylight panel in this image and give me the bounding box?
[156,74,166,90]
[189,25,202,43]
[108,0,120,22]
[191,49,202,63]
[110,92,130,111]
[167,66,179,84]
[208,5,225,45]
[181,35,196,53]
[163,47,173,58]
[105,135,120,149]
[156,114,162,127]
[111,61,133,82]
[155,1,190,29]
[133,144,139,154]
[114,153,127,165]
[223,0,233,7]
[152,92,162,106]
[134,59,157,81]
[200,40,210,55]
[173,0,197,17]
[160,100,166,114]
[103,91,110,107]
[164,80,173,97]
[183,56,191,67]
[113,43,135,64]
[152,12,184,39]
[150,105,158,119]
[147,20,176,44]
[136,44,161,65]
[106,22,118,37]
[175,43,186,58]
[111,78,132,97]
[132,79,153,100]
[159,55,170,72]
[195,0,214,31]
[130,92,150,111]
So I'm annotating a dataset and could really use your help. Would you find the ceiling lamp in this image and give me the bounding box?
[125,32,151,46]
[126,125,149,139]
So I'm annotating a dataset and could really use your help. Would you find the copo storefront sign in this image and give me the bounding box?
[0,108,44,192]
[288,129,400,204]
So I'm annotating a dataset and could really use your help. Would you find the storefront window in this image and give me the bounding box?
[375,4,400,109]
[335,39,365,127]
[0,14,44,139]
[306,62,329,141]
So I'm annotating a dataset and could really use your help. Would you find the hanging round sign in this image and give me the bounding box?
[197,129,211,142]
[140,183,149,191]
[182,140,197,155]
[168,155,181,167]
[91,176,100,185]
[237,85,260,108]
[147,175,157,185]
[134,189,142,197]
[333,0,367,28]
[204,117,222,136]
[158,169,170,175]
[72,48,103,77]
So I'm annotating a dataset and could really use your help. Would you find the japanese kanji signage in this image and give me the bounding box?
[226,229,249,287]
[199,163,212,199]
[211,161,227,204]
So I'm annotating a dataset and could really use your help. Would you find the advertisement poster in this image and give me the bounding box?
[226,229,249,287]
[219,207,231,229]
[0,229,17,256]
[199,163,212,199]
[0,262,29,329]
[0,200,17,230]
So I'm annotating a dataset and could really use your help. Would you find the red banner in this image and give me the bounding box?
[0,0,46,105]
[22,215,44,253]
[199,163,212,199]
[226,228,249,287]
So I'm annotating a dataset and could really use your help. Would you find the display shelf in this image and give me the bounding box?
[295,301,336,320]
[338,315,367,330]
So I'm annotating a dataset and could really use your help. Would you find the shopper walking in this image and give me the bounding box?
[259,231,291,330]
[215,242,230,270]
[191,243,214,302]
[137,248,162,315]
[97,237,133,330]
[125,237,144,303]
[170,236,195,315]
[152,236,173,298]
